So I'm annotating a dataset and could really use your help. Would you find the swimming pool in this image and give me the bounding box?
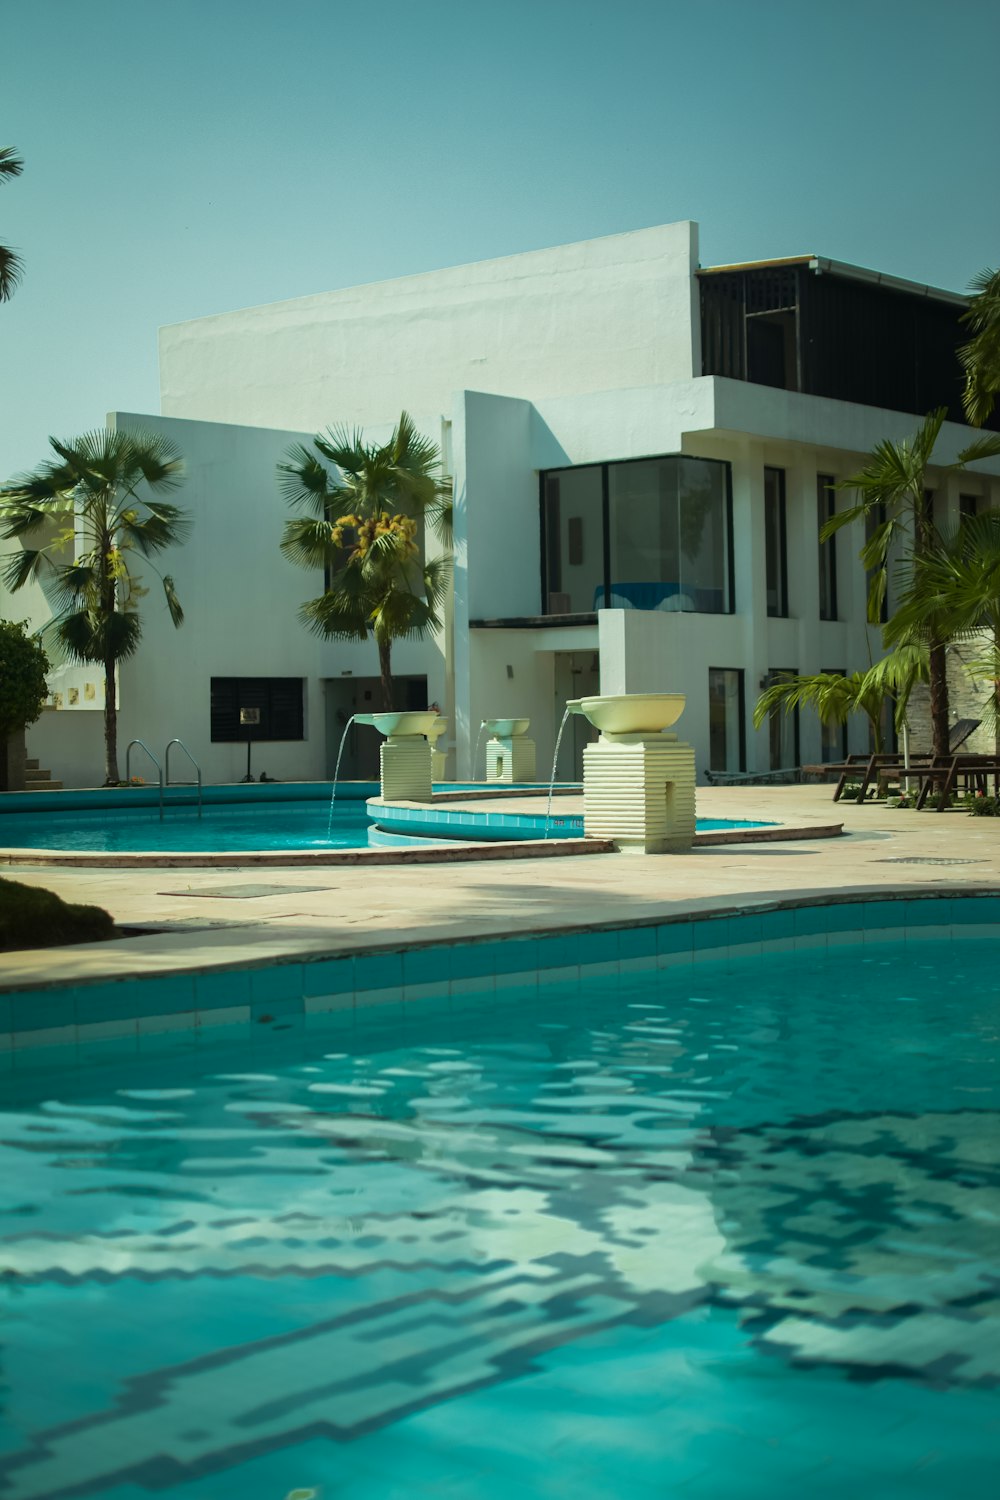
[0,797,770,853]
[0,913,996,1498]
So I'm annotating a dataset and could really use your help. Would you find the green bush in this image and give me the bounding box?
[0,619,48,737]
[0,875,114,951]
[966,792,1000,816]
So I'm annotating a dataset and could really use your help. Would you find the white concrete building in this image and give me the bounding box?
[11,221,1000,788]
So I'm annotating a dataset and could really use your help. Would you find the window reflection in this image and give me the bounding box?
[543,455,731,615]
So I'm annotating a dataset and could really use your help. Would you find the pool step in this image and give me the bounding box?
[24,761,63,791]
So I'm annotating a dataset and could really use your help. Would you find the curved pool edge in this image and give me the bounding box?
[0,816,843,867]
[2,888,999,1052]
[0,835,614,870]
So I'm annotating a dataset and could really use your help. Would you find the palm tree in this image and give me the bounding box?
[752,666,917,758]
[0,429,187,783]
[886,511,1000,744]
[823,408,1000,756]
[278,411,451,709]
[960,267,1000,428]
[0,147,24,302]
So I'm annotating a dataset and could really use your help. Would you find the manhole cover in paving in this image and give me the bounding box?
[876,857,981,866]
[160,884,326,899]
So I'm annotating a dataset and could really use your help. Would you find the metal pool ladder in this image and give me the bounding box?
[165,739,203,819]
[125,740,165,820]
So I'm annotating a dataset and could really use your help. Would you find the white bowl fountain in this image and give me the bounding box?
[484,717,535,783]
[568,693,685,737]
[566,692,694,853]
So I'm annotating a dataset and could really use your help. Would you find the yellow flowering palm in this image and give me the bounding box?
[278,412,451,709]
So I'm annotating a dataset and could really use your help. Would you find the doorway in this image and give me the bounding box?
[552,651,599,781]
[323,675,428,780]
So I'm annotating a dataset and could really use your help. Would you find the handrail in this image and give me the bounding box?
[165,739,203,819]
[125,740,164,821]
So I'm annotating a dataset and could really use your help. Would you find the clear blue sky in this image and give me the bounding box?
[2,0,998,483]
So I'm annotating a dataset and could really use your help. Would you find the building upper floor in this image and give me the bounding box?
[158,219,990,439]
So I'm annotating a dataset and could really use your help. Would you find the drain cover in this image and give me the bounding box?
[877,857,980,866]
[160,883,326,899]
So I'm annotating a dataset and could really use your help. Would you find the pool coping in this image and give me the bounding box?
[1,886,997,1053]
[0,819,844,867]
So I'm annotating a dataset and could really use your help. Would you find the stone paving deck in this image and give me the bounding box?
[3,784,999,991]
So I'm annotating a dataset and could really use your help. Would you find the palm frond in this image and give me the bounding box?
[0,244,23,302]
[277,446,335,513]
[117,501,192,554]
[960,267,1000,427]
[162,575,184,627]
[0,147,23,182]
[55,607,143,665]
[280,516,339,569]
[1,548,47,591]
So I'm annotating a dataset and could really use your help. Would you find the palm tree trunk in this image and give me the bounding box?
[378,638,394,711]
[928,642,950,759]
[104,655,119,784]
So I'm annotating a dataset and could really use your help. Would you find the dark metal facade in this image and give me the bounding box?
[699,265,996,430]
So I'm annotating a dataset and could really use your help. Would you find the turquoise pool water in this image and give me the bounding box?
[0,800,766,852]
[0,934,997,1498]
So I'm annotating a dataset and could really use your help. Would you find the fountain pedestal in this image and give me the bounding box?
[380,734,433,802]
[582,733,695,853]
[355,712,438,803]
[486,734,536,784]
[569,694,695,854]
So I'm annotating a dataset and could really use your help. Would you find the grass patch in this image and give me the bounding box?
[0,875,115,952]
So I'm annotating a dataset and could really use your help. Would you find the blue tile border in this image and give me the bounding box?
[4,890,1000,1049]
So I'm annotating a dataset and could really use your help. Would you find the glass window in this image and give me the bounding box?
[708,668,745,773]
[960,493,979,520]
[542,455,732,615]
[764,468,787,617]
[543,465,604,613]
[608,460,678,609]
[677,458,730,612]
[819,668,848,762]
[767,667,798,770]
[817,474,838,621]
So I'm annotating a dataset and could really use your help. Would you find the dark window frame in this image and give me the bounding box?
[817,474,838,621]
[764,467,788,618]
[708,666,746,773]
[819,666,849,761]
[767,666,799,771]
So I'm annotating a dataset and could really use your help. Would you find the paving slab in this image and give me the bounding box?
[2,784,999,991]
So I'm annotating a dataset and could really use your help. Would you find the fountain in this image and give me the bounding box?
[427,715,449,782]
[472,720,488,781]
[568,693,695,853]
[326,712,358,839]
[484,718,535,784]
[544,706,573,838]
[356,710,438,803]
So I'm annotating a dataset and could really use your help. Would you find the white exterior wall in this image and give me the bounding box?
[14,412,447,787]
[159,223,700,432]
[10,223,1000,792]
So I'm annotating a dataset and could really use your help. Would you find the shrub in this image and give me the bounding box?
[0,875,115,951]
[0,619,48,737]
[966,792,1000,816]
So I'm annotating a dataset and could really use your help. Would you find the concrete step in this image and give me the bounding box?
[24,758,39,771]
[26,767,54,782]
[25,779,63,791]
